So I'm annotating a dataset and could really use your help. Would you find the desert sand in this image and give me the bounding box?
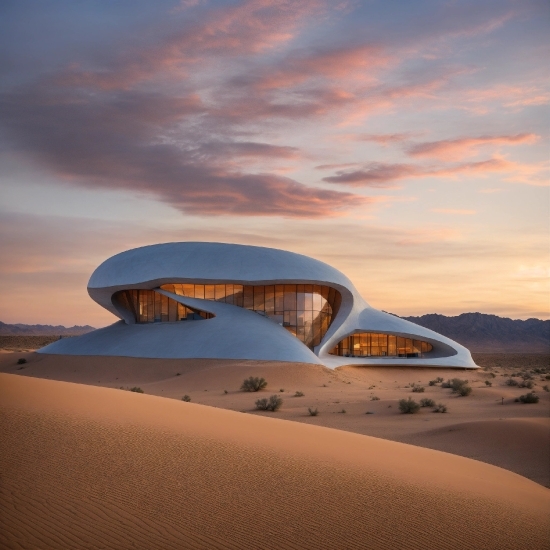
[2,351,549,487]
[1,372,549,550]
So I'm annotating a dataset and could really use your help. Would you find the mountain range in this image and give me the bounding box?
[1,312,548,352]
[0,321,95,336]
[401,312,549,353]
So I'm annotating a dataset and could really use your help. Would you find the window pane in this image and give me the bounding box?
[253,286,265,311]
[274,285,284,312]
[204,285,215,300]
[265,285,275,313]
[215,284,226,302]
[243,286,254,309]
[283,285,296,310]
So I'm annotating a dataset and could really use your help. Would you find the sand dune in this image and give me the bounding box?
[1,373,549,550]
[3,352,549,487]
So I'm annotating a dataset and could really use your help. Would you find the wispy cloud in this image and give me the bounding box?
[407,133,539,161]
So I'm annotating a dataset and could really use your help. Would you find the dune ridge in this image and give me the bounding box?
[1,373,549,550]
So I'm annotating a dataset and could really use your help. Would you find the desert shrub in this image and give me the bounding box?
[255,394,283,411]
[412,385,425,393]
[182,395,191,402]
[436,377,444,383]
[518,392,539,404]
[429,380,437,386]
[446,378,472,396]
[17,358,27,365]
[449,378,468,391]
[365,411,374,414]
[130,387,144,393]
[485,380,492,386]
[294,391,305,397]
[224,390,228,394]
[542,385,549,392]
[241,376,267,392]
[505,378,519,386]
[519,380,534,389]
[308,407,319,416]
[398,398,420,414]
[420,398,436,407]
[371,395,380,401]
[457,385,472,397]
[339,409,346,413]
[433,403,448,413]
[428,377,444,386]
[441,380,452,388]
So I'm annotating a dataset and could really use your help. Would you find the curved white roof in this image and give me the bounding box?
[39,241,478,369]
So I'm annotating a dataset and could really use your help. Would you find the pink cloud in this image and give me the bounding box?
[56,0,330,91]
[408,133,539,161]
[322,156,548,187]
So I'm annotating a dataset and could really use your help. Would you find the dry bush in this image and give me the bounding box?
[420,398,436,407]
[182,395,191,402]
[516,392,539,404]
[398,398,420,414]
[255,394,283,411]
[241,377,267,392]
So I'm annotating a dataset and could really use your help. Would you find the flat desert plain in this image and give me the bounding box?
[1,351,549,549]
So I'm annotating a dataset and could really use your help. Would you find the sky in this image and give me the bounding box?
[0,0,548,327]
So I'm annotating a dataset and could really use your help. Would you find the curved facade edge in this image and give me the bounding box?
[318,307,477,369]
[38,310,323,364]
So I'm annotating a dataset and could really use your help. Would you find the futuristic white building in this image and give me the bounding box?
[40,242,477,369]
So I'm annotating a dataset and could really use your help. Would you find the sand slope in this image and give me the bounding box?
[1,373,549,550]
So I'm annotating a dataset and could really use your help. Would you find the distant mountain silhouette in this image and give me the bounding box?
[1,314,549,353]
[401,312,550,353]
[0,321,95,336]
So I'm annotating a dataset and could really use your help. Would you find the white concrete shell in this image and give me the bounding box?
[39,242,477,369]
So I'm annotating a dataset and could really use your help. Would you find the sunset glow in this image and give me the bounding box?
[0,0,548,326]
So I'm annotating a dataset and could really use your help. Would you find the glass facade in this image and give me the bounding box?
[114,283,341,350]
[113,289,214,324]
[161,283,340,349]
[329,333,433,358]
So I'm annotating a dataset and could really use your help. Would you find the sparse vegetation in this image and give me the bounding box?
[255,394,283,411]
[429,377,444,386]
[365,411,374,414]
[542,385,549,392]
[445,378,472,396]
[279,388,284,392]
[224,390,228,394]
[433,403,448,413]
[130,387,144,393]
[519,380,534,389]
[182,395,191,402]
[308,407,319,416]
[457,385,472,396]
[411,384,425,393]
[16,358,27,365]
[339,409,346,414]
[485,380,492,386]
[241,376,267,392]
[370,395,380,401]
[294,391,305,397]
[505,378,519,386]
[398,398,420,414]
[516,392,539,404]
[420,398,436,407]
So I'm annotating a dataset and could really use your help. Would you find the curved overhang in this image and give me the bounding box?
[40,240,479,369]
